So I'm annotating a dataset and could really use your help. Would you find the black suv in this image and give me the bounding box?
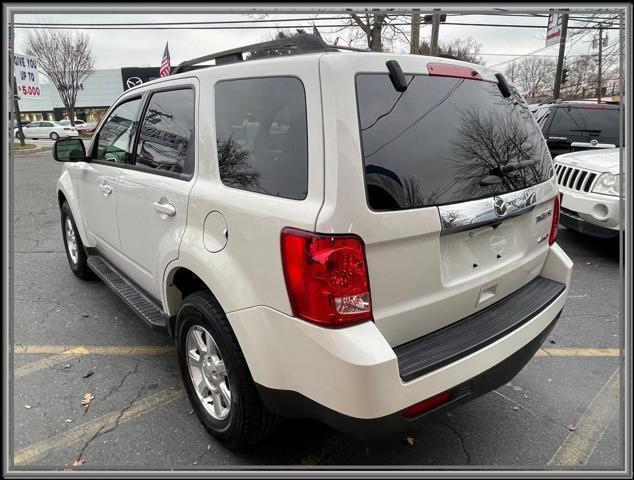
[533,102,620,157]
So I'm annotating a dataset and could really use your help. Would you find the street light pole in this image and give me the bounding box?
[552,11,569,101]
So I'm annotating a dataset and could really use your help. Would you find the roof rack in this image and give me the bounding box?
[172,34,368,74]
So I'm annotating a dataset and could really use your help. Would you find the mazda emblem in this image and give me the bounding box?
[126,77,143,89]
[493,197,508,218]
[590,139,598,146]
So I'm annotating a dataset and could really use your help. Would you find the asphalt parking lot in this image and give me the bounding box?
[10,148,623,471]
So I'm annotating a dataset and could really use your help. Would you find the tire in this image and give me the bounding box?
[60,201,93,279]
[176,291,279,449]
[50,132,59,140]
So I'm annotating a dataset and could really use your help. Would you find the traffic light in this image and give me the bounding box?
[562,68,569,84]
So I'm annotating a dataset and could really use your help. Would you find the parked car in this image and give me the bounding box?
[52,35,572,448]
[58,119,96,133]
[533,101,620,157]
[15,120,79,140]
[554,148,621,238]
[59,119,86,127]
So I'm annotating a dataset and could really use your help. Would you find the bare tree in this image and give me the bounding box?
[504,56,556,98]
[25,30,94,127]
[418,37,484,64]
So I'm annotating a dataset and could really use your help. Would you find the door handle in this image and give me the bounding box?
[98,183,112,196]
[153,201,176,217]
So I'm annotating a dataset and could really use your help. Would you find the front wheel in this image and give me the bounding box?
[176,291,279,449]
[50,132,59,140]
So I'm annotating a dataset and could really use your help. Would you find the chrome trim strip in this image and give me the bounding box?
[438,186,538,236]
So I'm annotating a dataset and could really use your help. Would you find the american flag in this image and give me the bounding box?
[160,42,170,77]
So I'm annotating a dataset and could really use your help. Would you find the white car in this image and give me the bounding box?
[52,35,572,448]
[554,148,621,238]
[15,120,79,140]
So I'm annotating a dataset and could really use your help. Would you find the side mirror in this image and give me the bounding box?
[53,138,86,162]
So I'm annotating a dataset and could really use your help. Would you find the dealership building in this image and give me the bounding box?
[18,67,162,124]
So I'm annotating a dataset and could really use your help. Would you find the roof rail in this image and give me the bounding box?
[172,34,349,74]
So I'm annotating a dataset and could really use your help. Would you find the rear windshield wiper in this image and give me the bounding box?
[480,159,540,186]
[499,159,540,174]
[569,128,602,133]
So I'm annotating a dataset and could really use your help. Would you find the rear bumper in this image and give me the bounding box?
[256,311,561,440]
[228,244,572,426]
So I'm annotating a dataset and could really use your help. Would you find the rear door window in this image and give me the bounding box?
[214,77,308,200]
[356,74,552,210]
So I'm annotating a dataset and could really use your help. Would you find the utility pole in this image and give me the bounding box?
[596,26,603,104]
[410,13,420,54]
[552,10,569,100]
[430,9,441,56]
[13,78,25,146]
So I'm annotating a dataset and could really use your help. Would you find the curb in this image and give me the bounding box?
[13,145,44,155]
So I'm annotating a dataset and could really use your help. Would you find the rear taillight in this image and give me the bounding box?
[549,194,561,245]
[280,227,372,327]
[403,390,451,418]
[63,127,72,131]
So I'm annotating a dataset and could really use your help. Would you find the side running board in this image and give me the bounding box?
[86,254,168,332]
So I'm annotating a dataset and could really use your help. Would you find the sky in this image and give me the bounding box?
[13,10,622,74]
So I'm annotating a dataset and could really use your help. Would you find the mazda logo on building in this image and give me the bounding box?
[493,197,508,218]
[126,77,143,89]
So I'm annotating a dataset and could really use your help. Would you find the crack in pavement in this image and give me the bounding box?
[100,363,140,402]
[493,390,567,429]
[73,383,146,464]
[440,420,472,464]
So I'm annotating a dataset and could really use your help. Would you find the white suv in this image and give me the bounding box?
[53,35,573,448]
[553,148,621,238]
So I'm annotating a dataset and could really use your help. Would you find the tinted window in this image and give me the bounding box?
[356,74,552,210]
[41,122,53,127]
[549,106,619,144]
[214,77,308,200]
[134,89,195,176]
[27,122,40,128]
[95,97,142,164]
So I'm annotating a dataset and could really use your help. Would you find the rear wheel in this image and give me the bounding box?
[176,291,279,448]
[60,201,93,279]
[50,132,59,140]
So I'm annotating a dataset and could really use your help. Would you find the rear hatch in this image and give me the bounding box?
[350,64,558,347]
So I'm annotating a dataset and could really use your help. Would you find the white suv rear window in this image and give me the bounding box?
[356,74,553,210]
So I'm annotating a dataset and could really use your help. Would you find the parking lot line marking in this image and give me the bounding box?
[547,367,619,466]
[14,347,89,379]
[536,348,620,357]
[13,386,183,466]
[13,345,175,355]
[12,345,619,357]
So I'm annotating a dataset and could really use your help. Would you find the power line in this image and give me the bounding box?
[12,21,620,30]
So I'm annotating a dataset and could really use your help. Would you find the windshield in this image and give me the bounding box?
[356,74,553,211]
